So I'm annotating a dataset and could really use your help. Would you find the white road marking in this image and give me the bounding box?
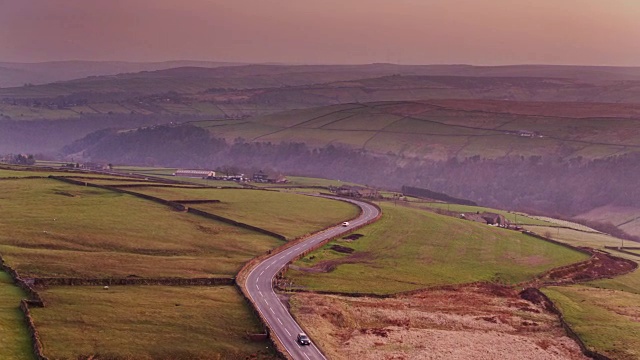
[304,353,311,360]
[277,318,283,324]
[270,307,275,314]
[260,270,264,276]
[285,328,291,336]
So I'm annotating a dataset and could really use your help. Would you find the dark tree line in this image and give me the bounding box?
[0,113,209,154]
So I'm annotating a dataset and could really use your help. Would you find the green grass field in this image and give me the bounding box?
[0,272,35,360]
[30,286,274,360]
[0,169,50,178]
[522,226,622,249]
[114,168,246,187]
[77,178,169,186]
[543,286,640,360]
[0,167,140,180]
[523,224,640,358]
[0,178,281,278]
[114,166,178,175]
[420,202,553,226]
[269,176,360,188]
[286,203,588,294]
[123,187,360,239]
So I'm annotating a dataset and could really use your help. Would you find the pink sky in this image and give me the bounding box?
[1,0,639,65]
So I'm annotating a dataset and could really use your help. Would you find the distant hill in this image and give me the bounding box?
[3,63,640,97]
[193,99,640,160]
[61,122,640,223]
[0,60,244,88]
[2,65,640,122]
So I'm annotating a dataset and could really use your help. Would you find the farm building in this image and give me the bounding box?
[335,185,381,199]
[460,212,510,227]
[252,171,269,182]
[481,212,508,227]
[173,169,215,178]
[252,171,288,183]
[81,162,109,170]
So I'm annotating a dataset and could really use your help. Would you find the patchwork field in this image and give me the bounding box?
[254,175,361,189]
[286,203,589,294]
[3,166,635,359]
[522,226,621,249]
[30,286,275,360]
[126,187,360,239]
[576,205,640,238]
[0,178,282,278]
[0,272,35,360]
[0,167,147,181]
[194,101,640,160]
[0,171,367,359]
[419,202,553,226]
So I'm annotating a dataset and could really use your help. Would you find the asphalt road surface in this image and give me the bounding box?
[245,197,380,360]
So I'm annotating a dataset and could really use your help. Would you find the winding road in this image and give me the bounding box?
[245,197,381,360]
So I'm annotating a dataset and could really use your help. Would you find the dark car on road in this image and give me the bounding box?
[297,333,311,345]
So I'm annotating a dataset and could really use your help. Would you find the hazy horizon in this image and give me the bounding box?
[1,0,639,66]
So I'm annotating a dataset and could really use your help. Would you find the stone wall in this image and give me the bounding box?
[50,175,287,240]
[32,277,234,287]
[520,287,611,360]
[1,256,48,359]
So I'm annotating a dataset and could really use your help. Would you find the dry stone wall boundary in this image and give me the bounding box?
[520,287,611,360]
[49,175,287,240]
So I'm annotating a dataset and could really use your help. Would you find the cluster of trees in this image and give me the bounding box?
[3,153,36,165]
[401,185,477,206]
[0,113,208,154]
[66,124,640,225]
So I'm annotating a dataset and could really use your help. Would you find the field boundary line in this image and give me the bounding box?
[521,288,611,360]
[0,255,48,360]
[31,277,234,286]
[48,175,288,241]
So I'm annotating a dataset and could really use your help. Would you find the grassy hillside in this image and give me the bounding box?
[576,205,640,238]
[0,178,282,278]
[521,223,640,359]
[124,186,359,240]
[0,60,244,88]
[31,286,273,360]
[2,64,640,122]
[544,285,640,359]
[195,100,640,160]
[0,169,362,358]
[286,203,588,294]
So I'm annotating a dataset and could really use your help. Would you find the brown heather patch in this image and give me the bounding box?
[291,283,588,360]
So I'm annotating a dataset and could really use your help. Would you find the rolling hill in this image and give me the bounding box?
[194,99,640,160]
[0,60,244,88]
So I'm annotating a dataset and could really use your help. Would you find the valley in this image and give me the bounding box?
[1,62,639,360]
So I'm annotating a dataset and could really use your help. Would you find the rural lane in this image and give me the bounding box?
[245,196,380,360]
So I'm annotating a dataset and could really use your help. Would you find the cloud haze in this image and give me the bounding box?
[1,0,639,65]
